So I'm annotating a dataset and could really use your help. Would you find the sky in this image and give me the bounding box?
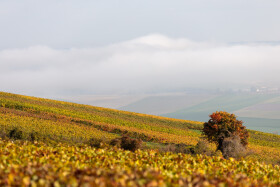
[1,0,280,97]
[1,0,280,49]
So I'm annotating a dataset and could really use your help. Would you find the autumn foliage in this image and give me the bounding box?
[203,111,249,151]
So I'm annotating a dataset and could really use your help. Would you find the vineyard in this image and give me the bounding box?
[1,91,280,186]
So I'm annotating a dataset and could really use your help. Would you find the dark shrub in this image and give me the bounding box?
[9,128,23,140]
[222,135,246,159]
[120,135,142,152]
[30,131,39,142]
[110,138,121,148]
[110,135,142,152]
[88,137,103,148]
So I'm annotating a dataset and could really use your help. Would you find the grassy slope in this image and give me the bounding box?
[1,92,280,186]
[0,91,280,163]
[0,92,202,145]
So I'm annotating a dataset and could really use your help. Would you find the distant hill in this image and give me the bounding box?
[119,94,215,115]
[119,93,280,133]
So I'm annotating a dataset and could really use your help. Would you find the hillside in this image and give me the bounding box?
[0,92,202,146]
[1,92,280,186]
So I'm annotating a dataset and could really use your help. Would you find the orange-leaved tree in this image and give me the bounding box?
[202,111,249,152]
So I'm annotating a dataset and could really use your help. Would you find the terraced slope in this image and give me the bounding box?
[0,92,202,146]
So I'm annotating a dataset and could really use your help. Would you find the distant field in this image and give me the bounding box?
[239,117,280,134]
[163,94,277,120]
[162,94,280,133]
[119,94,215,115]
[234,96,280,119]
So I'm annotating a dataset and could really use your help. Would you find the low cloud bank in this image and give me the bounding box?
[1,34,280,96]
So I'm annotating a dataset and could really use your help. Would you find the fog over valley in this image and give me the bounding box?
[1,34,280,97]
